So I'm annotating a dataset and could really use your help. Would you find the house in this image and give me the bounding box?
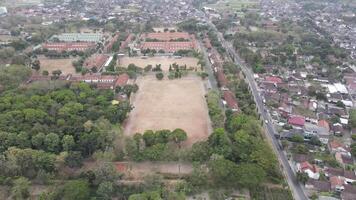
[216,70,228,88]
[330,176,345,192]
[324,168,356,184]
[328,140,351,156]
[332,123,345,136]
[341,185,356,200]
[265,75,283,84]
[305,179,330,192]
[288,115,306,128]
[318,120,330,132]
[296,161,320,179]
[335,152,353,167]
[223,90,239,112]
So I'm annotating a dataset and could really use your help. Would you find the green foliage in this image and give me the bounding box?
[296,172,309,184]
[0,82,130,180]
[11,177,30,200]
[206,90,225,128]
[96,181,114,200]
[156,72,164,80]
[351,143,356,157]
[62,180,90,200]
[350,109,356,128]
[0,65,31,91]
[126,129,188,161]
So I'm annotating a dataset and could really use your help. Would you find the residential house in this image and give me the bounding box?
[330,176,345,192]
[288,115,306,128]
[328,140,351,157]
[222,90,239,112]
[341,185,356,200]
[305,179,331,192]
[296,161,320,179]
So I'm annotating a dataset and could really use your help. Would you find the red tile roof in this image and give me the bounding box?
[288,116,305,127]
[265,76,283,84]
[84,54,109,70]
[330,176,344,188]
[140,41,197,53]
[223,90,239,111]
[144,32,191,41]
[300,161,319,173]
[216,70,228,87]
[42,42,96,52]
[115,73,129,87]
[318,120,330,131]
[104,32,119,52]
[120,33,134,49]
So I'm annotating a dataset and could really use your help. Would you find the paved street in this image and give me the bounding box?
[203,16,308,200]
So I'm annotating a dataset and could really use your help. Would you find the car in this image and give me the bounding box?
[265,120,269,124]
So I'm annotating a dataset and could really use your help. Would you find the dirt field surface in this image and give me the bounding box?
[38,56,78,75]
[115,161,193,179]
[118,56,200,71]
[124,75,211,146]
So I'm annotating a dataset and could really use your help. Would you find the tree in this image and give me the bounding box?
[296,172,309,184]
[62,135,75,151]
[42,70,49,76]
[236,163,266,188]
[208,157,239,187]
[62,180,90,200]
[11,177,30,200]
[65,151,83,168]
[350,109,356,128]
[44,133,60,153]
[51,70,62,79]
[351,143,356,157]
[156,72,164,80]
[208,128,232,158]
[94,163,120,185]
[96,181,114,200]
[170,128,188,147]
[32,59,41,71]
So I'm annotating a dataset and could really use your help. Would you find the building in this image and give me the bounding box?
[296,161,320,179]
[143,32,191,41]
[223,90,239,112]
[0,7,7,16]
[51,33,103,43]
[330,176,345,192]
[42,42,96,52]
[104,32,119,53]
[288,116,306,128]
[84,54,109,72]
[140,41,197,53]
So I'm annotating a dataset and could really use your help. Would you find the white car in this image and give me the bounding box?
[265,120,269,124]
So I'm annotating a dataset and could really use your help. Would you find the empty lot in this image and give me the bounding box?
[38,56,78,75]
[118,56,200,71]
[124,75,211,146]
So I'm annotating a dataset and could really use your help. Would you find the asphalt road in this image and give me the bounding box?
[204,18,308,200]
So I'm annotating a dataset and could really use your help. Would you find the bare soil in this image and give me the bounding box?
[38,56,78,75]
[124,75,211,146]
[118,56,200,72]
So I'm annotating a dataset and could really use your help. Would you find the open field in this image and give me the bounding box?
[124,75,211,146]
[118,56,200,72]
[206,0,259,11]
[38,56,78,75]
[114,161,193,179]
